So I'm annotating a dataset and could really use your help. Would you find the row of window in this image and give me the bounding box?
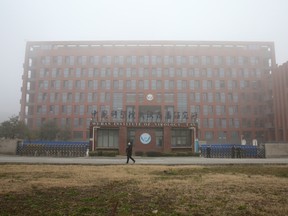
[32,91,262,104]
[30,67,264,79]
[202,118,264,129]
[36,55,266,67]
[29,104,264,118]
[204,130,265,141]
[26,116,262,142]
[31,115,264,129]
[33,79,262,91]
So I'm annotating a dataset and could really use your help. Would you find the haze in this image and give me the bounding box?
[0,0,287,122]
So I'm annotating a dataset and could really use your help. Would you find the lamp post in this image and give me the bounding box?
[191,112,199,153]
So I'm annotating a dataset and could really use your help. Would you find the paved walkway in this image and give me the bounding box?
[1,155,288,165]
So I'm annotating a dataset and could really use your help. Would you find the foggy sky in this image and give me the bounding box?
[0,0,287,122]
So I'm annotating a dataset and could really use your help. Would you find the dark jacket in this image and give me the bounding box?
[126,144,132,156]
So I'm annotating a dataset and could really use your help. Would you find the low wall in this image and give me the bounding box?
[265,143,288,158]
[0,139,19,155]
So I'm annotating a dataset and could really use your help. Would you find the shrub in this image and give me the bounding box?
[135,151,144,156]
[161,152,201,157]
[89,150,118,157]
[146,151,162,157]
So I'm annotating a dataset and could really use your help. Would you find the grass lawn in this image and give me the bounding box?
[0,164,287,215]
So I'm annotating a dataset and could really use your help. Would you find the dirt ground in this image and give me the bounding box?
[0,164,287,215]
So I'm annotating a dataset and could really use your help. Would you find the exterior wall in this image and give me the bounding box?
[20,41,276,151]
[0,139,19,155]
[90,122,196,154]
[265,143,288,158]
[272,62,288,142]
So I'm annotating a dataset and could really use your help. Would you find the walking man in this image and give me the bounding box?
[126,142,135,164]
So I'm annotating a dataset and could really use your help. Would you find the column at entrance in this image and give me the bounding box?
[163,126,171,152]
[89,123,100,152]
[119,126,127,155]
[191,127,196,152]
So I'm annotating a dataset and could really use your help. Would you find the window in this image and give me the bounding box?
[143,68,148,77]
[114,56,119,64]
[97,129,119,148]
[138,94,144,103]
[190,93,195,102]
[244,69,249,78]
[65,56,74,65]
[208,93,213,103]
[195,93,200,103]
[164,80,174,90]
[131,56,137,65]
[216,118,227,128]
[201,69,207,77]
[171,129,191,147]
[156,94,162,103]
[113,80,119,90]
[87,93,93,103]
[100,93,110,103]
[126,93,136,103]
[215,92,220,102]
[202,93,208,102]
[151,80,157,90]
[190,80,200,89]
[229,118,239,128]
[214,56,223,65]
[203,106,208,116]
[77,56,87,65]
[177,93,187,122]
[205,131,214,140]
[208,118,214,128]
[177,80,187,90]
[164,93,174,103]
[176,56,183,65]
[112,93,123,121]
[90,56,99,65]
[144,80,149,90]
[169,68,175,77]
[202,80,208,90]
[41,56,50,65]
[155,130,163,147]
[55,56,62,65]
[151,56,157,65]
[226,56,235,65]
[219,68,225,78]
[189,56,199,65]
[220,93,225,102]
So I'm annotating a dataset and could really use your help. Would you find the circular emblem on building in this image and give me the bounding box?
[140,133,151,144]
[146,94,154,101]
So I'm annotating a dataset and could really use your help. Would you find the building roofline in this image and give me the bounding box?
[26,40,275,47]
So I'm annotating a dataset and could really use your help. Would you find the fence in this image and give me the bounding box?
[200,144,265,158]
[17,141,89,157]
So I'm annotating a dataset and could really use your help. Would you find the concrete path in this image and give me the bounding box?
[1,155,288,165]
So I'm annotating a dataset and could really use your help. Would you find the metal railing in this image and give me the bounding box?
[17,141,89,157]
[200,144,265,158]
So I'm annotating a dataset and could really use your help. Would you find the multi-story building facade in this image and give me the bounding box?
[272,62,288,142]
[20,41,276,154]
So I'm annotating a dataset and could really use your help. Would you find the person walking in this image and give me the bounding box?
[126,142,135,164]
[206,145,211,158]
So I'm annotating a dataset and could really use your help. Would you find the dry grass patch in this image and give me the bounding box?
[0,164,287,215]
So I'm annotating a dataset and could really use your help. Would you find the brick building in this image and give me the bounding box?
[20,41,277,154]
[272,62,288,142]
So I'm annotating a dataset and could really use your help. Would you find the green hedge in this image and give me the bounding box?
[135,151,144,156]
[136,151,200,157]
[89,150,200,157]
[146,151,162,157]
[89,150,118,157]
